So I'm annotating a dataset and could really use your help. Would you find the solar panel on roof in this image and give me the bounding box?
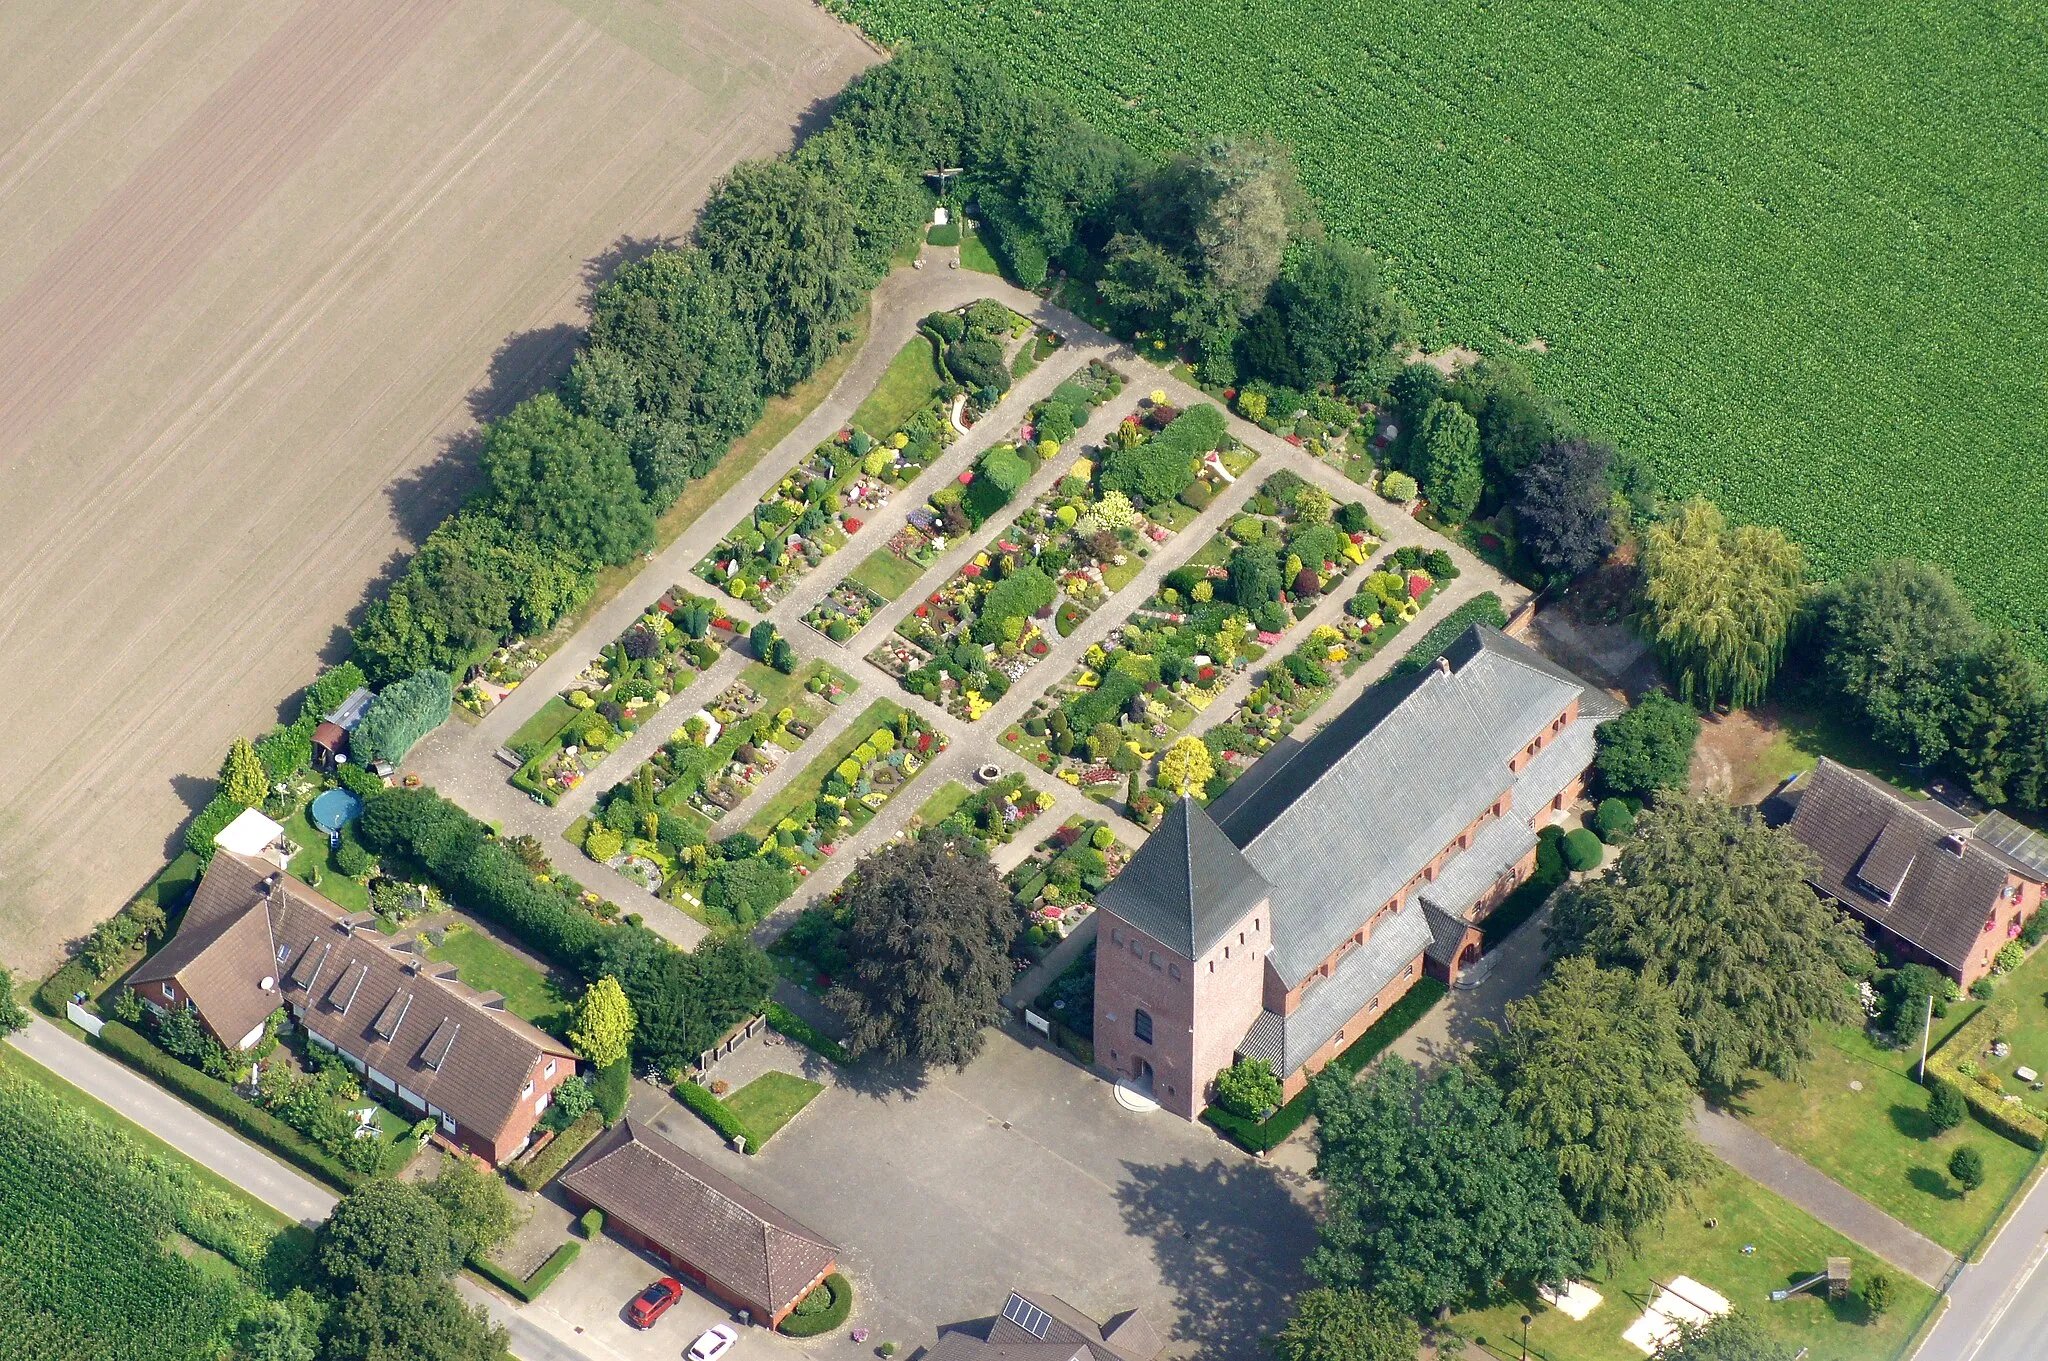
[1002,1293,1051,1339]
[1978,813,2048,877]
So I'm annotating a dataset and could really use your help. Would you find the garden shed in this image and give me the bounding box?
[311,720,348,771]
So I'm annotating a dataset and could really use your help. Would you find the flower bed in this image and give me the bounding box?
[695,453,865,606]
[801,579,883,643]
[1004,818,1128,957]
[917,773,1052,852]
[456,640,549,716]
[510,588,726,804]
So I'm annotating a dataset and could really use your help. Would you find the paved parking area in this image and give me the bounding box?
[628,1026,1317,1360]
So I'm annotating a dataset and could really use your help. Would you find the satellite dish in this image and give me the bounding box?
[260,976,276,992]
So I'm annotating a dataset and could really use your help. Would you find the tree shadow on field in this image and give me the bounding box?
[788,92,838,145]
[1114,1158,1314,1360]
[383,430,481,546]
[582,233,676,311]
[467,322,584,423]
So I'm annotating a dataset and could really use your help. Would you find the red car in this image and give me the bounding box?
[627,1277,684,1329]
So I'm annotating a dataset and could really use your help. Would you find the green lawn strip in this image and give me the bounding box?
[721,1071,825,1145]
[959,222,1002,275]
[1449,1159,1936,1361]
[852,335,944,439]
[424,922,570,1033]
[1979,941,2048,1096]
[848,545,932,602]
[509,695,582,752]
[912,780,975,828]
[745,698,907,840]
[0,1047,297,1236]
[1732,1017,2039,1254]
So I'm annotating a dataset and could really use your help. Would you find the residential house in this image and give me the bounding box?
[129,851,576,1164]
[926,1289,1163,1361]
[559,1119,838,1328]
[1784,759,2045,988]
[1092,624,1618,1117]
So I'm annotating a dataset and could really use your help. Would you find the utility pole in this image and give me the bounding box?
[1920,990,1935,1084]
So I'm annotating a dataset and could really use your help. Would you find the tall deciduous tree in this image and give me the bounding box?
[1266,1288,1419,1361]
[482,392,653,567]
[1189,134,1308,315]
[1242,240,1408,394]
[1808,558,1981,767]
[1952,631,2048,806]
[590,927,774,1075]
[1514,437,1616,579]
[316,1180,460,1291]
[1635,498,1804,710]
[220,737,268,809]
[1310,1058,1594,1317]
[1652,1310,1794,1361]
[1592,693,1701,801]
[423,1159,518,1258]
[568,975,637,1069]
[827,837,1018,1067]
[1480,957,1706,1250]
[320,1270,507,1361]
[1417,398,1482,525]
[1548,799,1873,1090]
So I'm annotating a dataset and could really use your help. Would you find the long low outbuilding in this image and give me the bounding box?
[559,1118,839,1329]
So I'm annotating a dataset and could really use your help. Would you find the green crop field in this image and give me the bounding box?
[832,0,2048,642]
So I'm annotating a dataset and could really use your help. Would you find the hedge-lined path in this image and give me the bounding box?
[4,1016,600,1361]
[1696,1100,1958,1286]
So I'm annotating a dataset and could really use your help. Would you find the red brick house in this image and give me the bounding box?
[1093,625,1617,1117]
[560,1119,838,1329]
[1784,759,2046,989]
[129,851,577,1164]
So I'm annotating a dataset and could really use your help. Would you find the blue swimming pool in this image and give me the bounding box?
[307,788,363,835]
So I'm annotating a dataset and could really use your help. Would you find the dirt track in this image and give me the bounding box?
[0,0,876,972]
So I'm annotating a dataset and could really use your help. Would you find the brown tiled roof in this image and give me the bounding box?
[1788,760,2042,970]
[135,852,572,1144]
[559,1119,837,1316]
[925,1338,1091,1361]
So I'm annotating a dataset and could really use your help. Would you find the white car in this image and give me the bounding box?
[685,1323,739,1361]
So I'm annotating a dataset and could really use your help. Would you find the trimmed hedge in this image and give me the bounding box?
[674,1078,760,1152]
[93,1020,364,1189]
[34,957,96,1020]
[592,1056,631,1123]
[470,1240,582,1302]
[1392,592,1509,675]
[765,1002,851,1065]
[1202,978,1447,1154]
[1926,1001,2048,1150]
[778,1273,854,1337]
[509,1111,603,1191]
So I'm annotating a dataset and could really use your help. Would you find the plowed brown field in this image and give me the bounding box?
[0,0,874,970]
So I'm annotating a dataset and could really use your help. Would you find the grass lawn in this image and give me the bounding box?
[1722,699,1927,801]
[1979,940,2048,1094]
[509,695,581,752]
[913,780,975,828]
[282,805,370,913]
[959,221,1001,275]
[0,1047,298,1236]
[1732,1006,2039,1255]
[1451,1160,1936,1361]
[852,335,943,440]
[723,1071,824,1145]
[847,546,930,602]
[425,921,571,1034]
[745,698,907,840]
[1101,555,1144,592]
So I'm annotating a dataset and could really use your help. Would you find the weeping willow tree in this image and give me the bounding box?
[1635,498,1805,709]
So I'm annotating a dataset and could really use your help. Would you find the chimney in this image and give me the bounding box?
[1434,655,1452,676]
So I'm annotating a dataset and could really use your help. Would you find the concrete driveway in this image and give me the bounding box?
[626,1027,1317,1361]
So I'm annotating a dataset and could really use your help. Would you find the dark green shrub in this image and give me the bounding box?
[591,1057,631,1124]
[1178,480,1214,511]
[1593,798,1636,843]
[778,1274,854,1337]
[673,1078,757,1151]
[1927,1079,1967,1133]
[1562,827,1605,872]
[1213,1058,1282,1119]
[335,841,373,877]
[353,670,454,765]
[578,1208,604,1238]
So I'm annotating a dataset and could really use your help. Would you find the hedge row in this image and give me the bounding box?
[508,1111,604,1191]
[765,1002,851,1066]
[1926,1000,2048,1150]
[778,1273,854,1337]
[673,1077,760,1153]
[93,1020,365,1189]
[469,1240,582,1303]
[1202,978,1448,1154]
[1392,592,1509,675]
[33,957,96,1020]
